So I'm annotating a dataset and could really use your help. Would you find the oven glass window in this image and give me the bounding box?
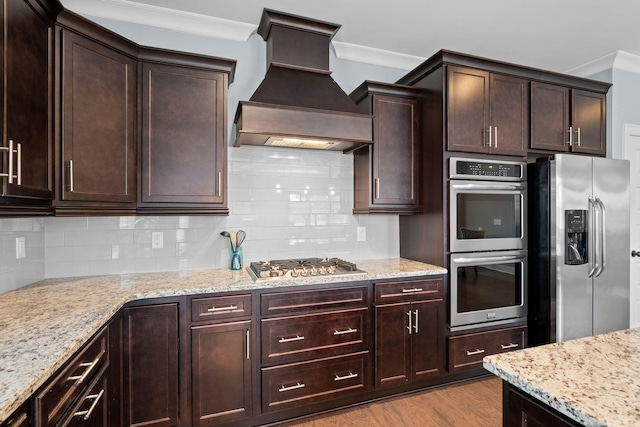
[457,262,523,312]
[456,193,521,240]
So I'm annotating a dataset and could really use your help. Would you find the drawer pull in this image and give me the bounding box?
[74,388,104,420]
[334,372,358,381]
[207,304,238,312]
[466,349,486,356]
[279,335,304,343]
[68,356,101,384]
[501,342,519,350]
[402,287,423,293]
[333,327,357,336]
[278,382,305,392]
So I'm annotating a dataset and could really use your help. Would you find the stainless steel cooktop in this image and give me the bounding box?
[247,257,365,281]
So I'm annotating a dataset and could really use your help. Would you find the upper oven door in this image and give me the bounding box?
[450,180,527,252]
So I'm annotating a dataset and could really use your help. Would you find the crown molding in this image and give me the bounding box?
[332,41,426,71]
[61,0,257,41]
[566,50,640,77]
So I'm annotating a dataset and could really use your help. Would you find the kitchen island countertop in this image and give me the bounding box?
[0,257,445,422]
[483,328,640,427]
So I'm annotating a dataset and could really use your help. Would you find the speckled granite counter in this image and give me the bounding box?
[0,257,445,423]
[483,328,640,427]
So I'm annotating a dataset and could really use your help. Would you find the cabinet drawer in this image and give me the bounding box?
[35,327,109,427]
[262,351,370,413]
[191,294,252,322]
[261,286,368,316]
[448,326,526,373]
[57,366,108,427]
[261,308,368,365]
[374,278,443,304]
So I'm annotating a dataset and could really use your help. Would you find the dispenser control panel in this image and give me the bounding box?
[565,210,588,265]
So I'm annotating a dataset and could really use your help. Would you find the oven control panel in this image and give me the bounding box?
[450,158,525,181]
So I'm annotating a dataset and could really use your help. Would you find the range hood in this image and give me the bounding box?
[233,9,373,153]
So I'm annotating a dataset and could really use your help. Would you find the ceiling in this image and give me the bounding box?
[60,0,640,74]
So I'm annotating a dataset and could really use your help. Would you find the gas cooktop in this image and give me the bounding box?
[247,257,365,281]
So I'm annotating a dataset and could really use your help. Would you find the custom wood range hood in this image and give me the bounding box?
[233,9,373,152]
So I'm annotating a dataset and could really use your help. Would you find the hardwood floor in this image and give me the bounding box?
[277,377,502,427]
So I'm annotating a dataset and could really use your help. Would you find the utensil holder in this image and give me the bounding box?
[230,247,243,270]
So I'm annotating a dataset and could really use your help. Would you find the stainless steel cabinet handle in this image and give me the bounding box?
[7,140,13,184]
[334,372,358,381]
[218,171,222,196]
[487,126,492,148]
[207,305,238,312]
[501,343,519,350]
[494,126,498,148]
[567,126,573,146]
[73,388,105,420]
[375,178,380,199]
[413,309,418,333]
[402,288,423,293]
[279,382,305,392]
[334,327,357,335]
[576,127,581,146]
[466,349,485,356]
[16,143,21,185]
[279,335,304,343]
[246,329,250,360]
[407,310,412,335]
[68,160,74,192]
[68,356,101,384]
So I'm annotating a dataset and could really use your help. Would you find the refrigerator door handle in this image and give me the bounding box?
[587,197,598,278]
[595,197,606,276]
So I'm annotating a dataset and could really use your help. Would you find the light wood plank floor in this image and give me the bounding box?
[277,377,502,427]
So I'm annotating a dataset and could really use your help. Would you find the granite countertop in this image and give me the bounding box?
[483,328,640,427]
[0,257,445,423]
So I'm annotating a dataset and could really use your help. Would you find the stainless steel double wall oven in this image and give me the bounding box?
[448,157,528,330]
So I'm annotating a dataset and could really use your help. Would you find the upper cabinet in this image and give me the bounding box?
[531,82,606,156]
[137,49,235,215]
[0,0,60,212]
[350,81,422,214]
[55,24,137,215]
[447,66,529,157]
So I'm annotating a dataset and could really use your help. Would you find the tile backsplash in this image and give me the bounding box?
[0,146,399,293]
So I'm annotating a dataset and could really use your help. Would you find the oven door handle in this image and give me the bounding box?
[452,255,526,265]
[450,183,524,191]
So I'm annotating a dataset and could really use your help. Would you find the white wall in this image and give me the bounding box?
[0,18,408,294]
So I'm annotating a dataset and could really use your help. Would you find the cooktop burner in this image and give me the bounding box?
[247,257,365,281]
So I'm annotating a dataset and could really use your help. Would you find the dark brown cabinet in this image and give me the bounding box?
[137,50,235,215]
[56,23,137,214]
[122,304,179,427]
[0,408,28,427]
[190,294,253,426]
[447,66,528,157]
[448,326,526,373]
[374,278,445,388]
[1,0,58,205]
[503,383,580,427]
[531,82,606,156]
[350,81,421,214]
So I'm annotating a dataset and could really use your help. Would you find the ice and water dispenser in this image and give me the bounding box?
[565,210,588,265]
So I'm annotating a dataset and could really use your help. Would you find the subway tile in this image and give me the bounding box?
[44,217,89,231]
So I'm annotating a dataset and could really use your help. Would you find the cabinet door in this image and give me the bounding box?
[447,66,489,154]
[375,303,411,388]
[371,94,419,208]
[61,29,136,203]
[571,90,605,156]
[489,74,529,156]
[123,304,179,427]
[504,385,579,427]
[139,62,226,210]
[192,321,252,426]
[530,82,570,152]
[411,300,444,381]
[2,0,53,199]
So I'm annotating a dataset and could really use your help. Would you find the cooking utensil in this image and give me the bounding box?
[230,231,237,249]
[236,230,246,247]
[220,231,230,238]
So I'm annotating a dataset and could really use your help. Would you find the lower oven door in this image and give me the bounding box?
[450,249,527,330]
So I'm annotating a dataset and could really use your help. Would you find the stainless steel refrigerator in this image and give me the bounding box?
[528,154,630,345]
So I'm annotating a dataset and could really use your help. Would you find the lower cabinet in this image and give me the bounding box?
[122,304,179,427]
[190,293,253,426]
[448,326,527,373]
[503,382,580,427]
[374,278,445,388]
